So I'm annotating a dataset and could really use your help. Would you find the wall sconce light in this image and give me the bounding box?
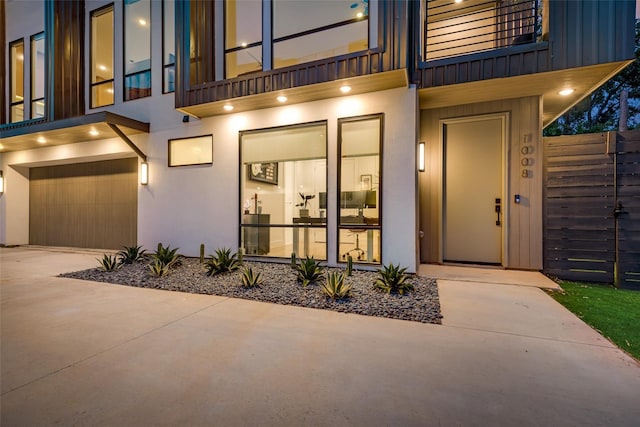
[418,142,426,172]
[0,170,4,194]
[140,162,149,185]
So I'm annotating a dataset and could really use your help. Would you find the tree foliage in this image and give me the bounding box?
[544,19,640,136]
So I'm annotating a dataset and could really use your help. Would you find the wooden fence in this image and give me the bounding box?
[543,129,640,290]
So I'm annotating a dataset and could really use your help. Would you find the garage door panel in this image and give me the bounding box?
[29,158,137,249]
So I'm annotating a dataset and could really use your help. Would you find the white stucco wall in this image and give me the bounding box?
[139,86,419,271]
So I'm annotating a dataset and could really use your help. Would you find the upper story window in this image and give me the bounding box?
[163,0,175,93]
[272,0,368,69]
[31,32,45,119]
[91,5,114,108]
[225,0,262,78]
[9,39,25,123]
[222,0,369,79]
[423,0,541,61]
[124,0,151,101]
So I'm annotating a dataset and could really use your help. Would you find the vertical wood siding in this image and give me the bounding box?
[45,0,85,120]
[548,0,635,71]
[29,158,138,249]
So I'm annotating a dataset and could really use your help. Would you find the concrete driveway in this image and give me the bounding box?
[1,247,639,426]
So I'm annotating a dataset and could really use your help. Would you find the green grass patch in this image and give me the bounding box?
[549,281,640,360]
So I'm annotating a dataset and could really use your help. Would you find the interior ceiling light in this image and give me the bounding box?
[340,85,352,94]
[558,88,575,96]
[37,136,47,144]
[138,18,147,26]
[98,64,107,71]
[277,95,287,103]
[455,0,464,3]
[106,88,114,94]
[89,129,99,136]
[223,104,234,111]
[356,12,364,18]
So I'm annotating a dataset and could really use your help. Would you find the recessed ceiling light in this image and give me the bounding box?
[558,88,575,96]
[223,104,234,111]
[106,88,114,94]
[98,65,107,71]
[455,0,463,3]
[37,137,47,144]
[138,18,147,26]
[277,95,287,103]
[89,129,99,136]
[356,12,364,18]
[241,42,248,48]
[340,85,351,94]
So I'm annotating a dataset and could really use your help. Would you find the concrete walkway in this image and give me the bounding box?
[1,247,639,426]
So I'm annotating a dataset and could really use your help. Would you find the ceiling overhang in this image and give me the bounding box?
[0,112,150,159]
[177,69,409,119]
[418,60,634,127]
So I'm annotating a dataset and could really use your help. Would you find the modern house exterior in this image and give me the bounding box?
[1,0,636,273]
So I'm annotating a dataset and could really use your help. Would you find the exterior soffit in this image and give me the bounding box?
[0,112,149,157]
[418,61,634,127]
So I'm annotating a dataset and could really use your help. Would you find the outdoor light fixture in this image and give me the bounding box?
[558,88,575,96]
[140,162,149,185]
[418,141,426,172]
[0,170,4,194]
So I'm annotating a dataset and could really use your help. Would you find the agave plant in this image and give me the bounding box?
[321,271,352,299]
[296,256,324,287]
[117,245,147,264]
[205,248,242,276]
[152,244,181,269]
[97,254,120,272]
[149,258,170,277]
[240,267,263,288]
[373,263,414,295]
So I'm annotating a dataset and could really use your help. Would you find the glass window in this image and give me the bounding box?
[9,39,25,123]
[124,0,151,100]
[225,0,262,78]
[273,0,368,69]
[31,33,45,119]
[338,115,382,265]
[163,0,175,93]
[91,5,114,108]
[240,122,327,260]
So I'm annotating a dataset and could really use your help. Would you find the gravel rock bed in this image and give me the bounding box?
[60,258,442,324]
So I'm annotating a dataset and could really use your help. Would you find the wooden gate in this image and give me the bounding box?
[543,129,640,290]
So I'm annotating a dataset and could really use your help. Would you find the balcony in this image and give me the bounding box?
[424,0,541,61]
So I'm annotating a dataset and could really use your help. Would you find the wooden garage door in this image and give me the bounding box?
[29,158,137,249]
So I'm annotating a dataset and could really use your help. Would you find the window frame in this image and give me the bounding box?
[123,0,151,101]
[162,0,176,93]
[238,120,329,260]
[90,3,115,109]
[9,38,25,123]
[30,32,45,119]
[336,113,384,265]
[222,0,370,79]
[223,0,264,79]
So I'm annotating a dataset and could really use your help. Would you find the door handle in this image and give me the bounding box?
[495,198,501,226]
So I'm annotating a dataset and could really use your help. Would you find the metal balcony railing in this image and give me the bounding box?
[425,0,541,61]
